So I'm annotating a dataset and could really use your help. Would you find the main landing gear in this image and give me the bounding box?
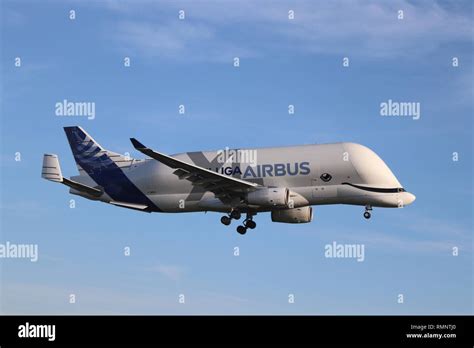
[220,216,231,226]
[363,205,372,219]
[220,209,241,226]
[238,214,256,235]
[220,210,256,235]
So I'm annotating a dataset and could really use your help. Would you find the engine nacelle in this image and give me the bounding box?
[247,187,289,207]
[271,206,313,223]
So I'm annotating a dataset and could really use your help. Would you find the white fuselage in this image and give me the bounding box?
[71,142,416,213]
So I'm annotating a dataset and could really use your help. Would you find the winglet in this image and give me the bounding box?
[130,138,146,150]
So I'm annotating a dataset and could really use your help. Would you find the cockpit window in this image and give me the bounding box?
[398,188,406,192]
[320,173,332,182]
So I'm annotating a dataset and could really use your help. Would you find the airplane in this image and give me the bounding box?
[42,126,416,235]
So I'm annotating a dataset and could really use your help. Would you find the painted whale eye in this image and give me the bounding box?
[320,173,332,182]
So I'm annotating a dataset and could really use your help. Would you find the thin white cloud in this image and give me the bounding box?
[0,199,51,218]
[146,262,185,282]
[2,8,27,27]
[98,0,472,61]
[115,21,212,57]
[405,216,471,240]
[1,281,255,314]
[329,214,472,254]
[110,19,258,63]
[1,282,176,314]
[339,230,462,253]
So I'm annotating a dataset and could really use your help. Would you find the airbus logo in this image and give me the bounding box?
[208,162,311,178]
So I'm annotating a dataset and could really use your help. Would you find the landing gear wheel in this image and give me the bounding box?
[230,210,241,220]
[245,220,256,229]
[236,225,247,235]
[363,211,371,219]
[221,216,231,226]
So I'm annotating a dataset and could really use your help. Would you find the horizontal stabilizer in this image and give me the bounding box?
[63,178,103,197]
[42,154,102,197]
[110,201,150,212]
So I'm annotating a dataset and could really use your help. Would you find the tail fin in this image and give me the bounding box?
[63,126,133,175]
[42,154,63,182]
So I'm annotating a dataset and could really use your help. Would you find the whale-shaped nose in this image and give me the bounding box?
[402,192,416,206]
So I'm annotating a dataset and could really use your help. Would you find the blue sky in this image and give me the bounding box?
[0,0,472,314]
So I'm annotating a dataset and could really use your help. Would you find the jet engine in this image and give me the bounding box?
[247,187,289,207]
[271,206,313,223]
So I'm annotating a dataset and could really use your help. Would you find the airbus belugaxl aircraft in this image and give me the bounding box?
[42,126,416,235]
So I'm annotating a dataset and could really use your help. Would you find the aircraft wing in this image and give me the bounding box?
[130,138,260,198]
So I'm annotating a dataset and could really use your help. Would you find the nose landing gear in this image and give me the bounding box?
[363,205,372,219]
